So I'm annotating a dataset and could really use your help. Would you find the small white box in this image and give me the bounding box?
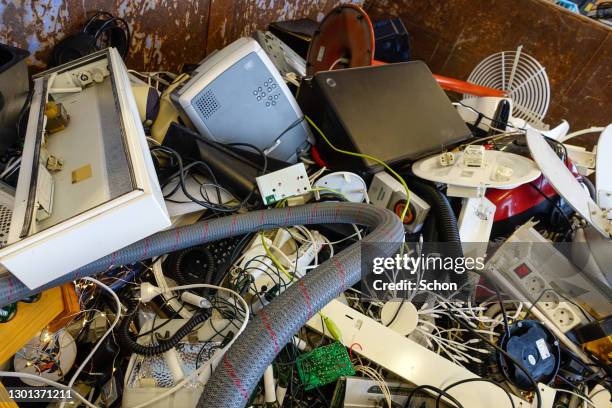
[256,163,311,205]
[463,145,485,167]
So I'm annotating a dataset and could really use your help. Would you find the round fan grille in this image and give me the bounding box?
[464,46,550,127]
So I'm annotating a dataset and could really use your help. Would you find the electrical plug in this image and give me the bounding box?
[140,282,163,303]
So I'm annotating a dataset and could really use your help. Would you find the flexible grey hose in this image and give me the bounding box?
[199,203,404,407]
[0,202,402,406]
[0,203,402,316]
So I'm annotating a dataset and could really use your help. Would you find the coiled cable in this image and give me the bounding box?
[118,301,211,356]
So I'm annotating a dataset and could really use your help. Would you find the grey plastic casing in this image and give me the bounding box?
[171,37,312,163]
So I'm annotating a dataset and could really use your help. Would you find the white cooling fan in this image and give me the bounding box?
[464,46,550,128]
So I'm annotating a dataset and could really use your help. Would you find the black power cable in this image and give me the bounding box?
[444,309,543,408]
[172,245,216,286]
[403,384,465,408]
[435,378,516,408]
[117,301,211,356]
[52,11,130,65]
[492,284,511,339]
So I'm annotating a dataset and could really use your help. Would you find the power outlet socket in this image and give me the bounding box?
[551,302,580,331]
[513,266,584,333]
[540,291,560,310]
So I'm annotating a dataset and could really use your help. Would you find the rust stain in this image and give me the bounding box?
[0,0,609,131]
[206,0,361,52]
[0,0,211,72]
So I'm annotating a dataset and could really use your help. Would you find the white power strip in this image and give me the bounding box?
[512,261,584,331]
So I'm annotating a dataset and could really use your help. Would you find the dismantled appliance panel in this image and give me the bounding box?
[0,48,170,289]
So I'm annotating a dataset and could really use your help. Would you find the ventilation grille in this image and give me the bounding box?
[192,89,220,120]
[0,205,11,248]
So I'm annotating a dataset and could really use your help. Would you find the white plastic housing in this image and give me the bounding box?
[0,48,170,289]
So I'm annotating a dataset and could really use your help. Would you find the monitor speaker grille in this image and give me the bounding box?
[193,89,220,120]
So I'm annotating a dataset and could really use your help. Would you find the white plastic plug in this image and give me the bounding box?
[180,291,211,308]
[140,282,163,303]
[439,152,456,167]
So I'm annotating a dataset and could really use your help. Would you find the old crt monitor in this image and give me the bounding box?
[171,37,312,163]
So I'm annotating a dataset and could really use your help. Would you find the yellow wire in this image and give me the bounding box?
[260,233,294,282]
[261,231,342,340]
[304,115,411,221]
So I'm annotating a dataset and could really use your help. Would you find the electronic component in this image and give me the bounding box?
[171,37,312,163]
[487,224,609,333]
[256,163,311,205]
[0,49,170,289]
[296,342,355,390]
[253,30,306,77]
[373,17,411,63]
[13,329,77,386]
[463,145,486,167]
[306,299,553,408]
[439,151,455,167]
[497,320,560,390]
[368,171,430,232]
[413,149,541,196]
[297,61,472,173]
[493,164,514,181]
[339,377,447,408]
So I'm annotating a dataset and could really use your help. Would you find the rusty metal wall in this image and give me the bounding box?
[1,0,608,130]
[0,0,351,71]
[206,0,358,53]
[0,0,212,72]
[366,0,612,133]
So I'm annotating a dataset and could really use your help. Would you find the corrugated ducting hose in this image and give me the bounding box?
[198,203,403,407]
[408,178,466,290]
[0,203,403,408]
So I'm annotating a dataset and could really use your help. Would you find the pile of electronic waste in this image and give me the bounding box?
[0,4,610,408]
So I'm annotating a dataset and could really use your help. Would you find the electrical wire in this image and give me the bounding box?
[126,284,249,408]
[304,115,412,221]
[435,378,516,408]
[59,277,122,408]
[452,100,527,133]
[403,384,465,408]
[493,285,511,338]
[151,145,246,212]
[442,305,543,408]
[554,388,595,407]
